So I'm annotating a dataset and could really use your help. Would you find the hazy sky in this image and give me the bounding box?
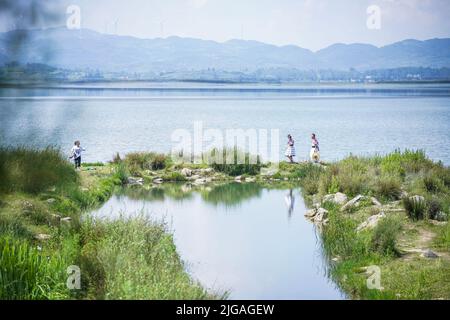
[2,0,450,51]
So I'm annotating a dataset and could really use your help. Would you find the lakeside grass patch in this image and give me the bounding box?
[0,147,77,194]
[81,216,220,299]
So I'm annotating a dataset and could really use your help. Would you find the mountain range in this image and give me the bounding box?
[1,27,450,74]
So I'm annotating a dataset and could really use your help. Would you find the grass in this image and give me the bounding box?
[0,147,78,194]
[123,152,171,176]
[202,148,262,177]
[0,147,213,300]
[81,216,220,299]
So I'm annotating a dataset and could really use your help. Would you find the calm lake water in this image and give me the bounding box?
[91,184,344,300]
[0,83,449,164]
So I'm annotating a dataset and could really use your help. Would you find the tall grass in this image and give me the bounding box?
[202,148,262,176]
[0,147,77,194]
[123,152,170,175]
[0,236,70,299]
[81,216,219,299]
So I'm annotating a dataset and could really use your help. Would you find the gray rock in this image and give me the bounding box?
[46,198,56,204]
[194,178,207,185]
[61,217,72,224]
[421,249,439,259]
[411,195,425,203]
[152,178,163,184]
[434,212,448,222]
[305,208,317,218]
[34,233,51,241]
[314,208,329,223]
[334,192,348,205]
[357,212,386,232]
[371,197,382,207]
[245,177,256,182]
[234,176,243,182]
[181,168,192,177]
[128,177,144,185]
[341,195,364,212]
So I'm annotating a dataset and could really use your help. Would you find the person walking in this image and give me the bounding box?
[285,134,296,163]
[310,133,320,163]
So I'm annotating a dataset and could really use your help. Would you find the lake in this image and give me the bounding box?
[1,82,449,164]
[91,183,344,300]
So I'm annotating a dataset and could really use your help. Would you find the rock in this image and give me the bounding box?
[34,233,51,241]
[371,197,382,206]
[305,209,317,218]
[194,178,207,185]
[201,168,214,174]
[421,249,439,259]
[127,177,144,186]
[314,208,329,223]
[434,212,447,222]
[189,174,200,181]
[304,207,328,224]
[323,192,348,205]
[61,217,72,224]
[234,176,243,182]
[245,177,256,183]
[334,192,348,205]
[46,198,56,204]
[341,195,364,212]
[152,178,163,184]
[181,168,192,177]
[357,212,386,232]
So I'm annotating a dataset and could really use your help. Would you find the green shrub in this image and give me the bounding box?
[161,172,187,182]
[423,175,444,193]
[204,148,262,177]
[374,176,402,200]
[371,216,402,256]
[113,162,129,185]
[124,152,169,174]
[0,147,78,194]
[403,196,426,221]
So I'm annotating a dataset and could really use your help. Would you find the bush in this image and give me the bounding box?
[374,176,402,200]
[0,147,78,194]
[423,175,444,193]
[371,216,402,256]
[403,196,426,221]
[204,148,262,177]
[426,198,442,220]
[124,152,169,175]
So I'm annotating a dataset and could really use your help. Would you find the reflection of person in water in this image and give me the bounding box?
[284,189,295,218]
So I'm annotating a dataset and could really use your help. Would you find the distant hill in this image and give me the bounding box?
[1,27,450,74]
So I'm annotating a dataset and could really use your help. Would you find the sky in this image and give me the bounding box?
[1,0,450,51]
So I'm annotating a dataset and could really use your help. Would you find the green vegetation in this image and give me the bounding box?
[203,148,262,176]
[295,150,450,299]
[0,147,215,300]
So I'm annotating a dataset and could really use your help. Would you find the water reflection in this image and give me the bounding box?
[91,183,344,299]
[284,189,295,218]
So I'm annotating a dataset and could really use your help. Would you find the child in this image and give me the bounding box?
[310,133,320,163]
[69,140,85,169]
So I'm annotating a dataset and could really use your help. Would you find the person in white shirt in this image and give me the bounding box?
[69,140,85,169]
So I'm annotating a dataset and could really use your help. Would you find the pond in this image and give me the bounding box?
[90,183,345,300]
